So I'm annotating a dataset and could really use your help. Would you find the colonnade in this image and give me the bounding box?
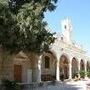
[37,53,90,82]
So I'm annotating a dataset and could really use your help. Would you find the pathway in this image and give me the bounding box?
[24,79,90,90]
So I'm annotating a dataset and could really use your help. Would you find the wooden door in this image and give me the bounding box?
[14,65,22,82]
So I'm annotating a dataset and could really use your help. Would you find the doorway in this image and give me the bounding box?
[14,65,22,82]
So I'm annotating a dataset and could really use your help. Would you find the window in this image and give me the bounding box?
[64,25,67,29]
[61,37,63,40]
[45,56,50,69]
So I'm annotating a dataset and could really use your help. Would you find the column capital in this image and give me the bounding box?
[84,60,87,65]
[56,55,60,62]
[68,57,72,66]
[69,56,73,60]
[77,57,82,63]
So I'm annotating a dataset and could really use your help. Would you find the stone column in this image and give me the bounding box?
[85,64,87,72]
[69,59,72,79]
[37,55,42,82]
[85,61,87,78]
[78,60,80,72]
[56,60,60,81]
[78,59,81,78]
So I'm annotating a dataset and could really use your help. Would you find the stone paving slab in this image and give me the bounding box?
[23,80,90,90]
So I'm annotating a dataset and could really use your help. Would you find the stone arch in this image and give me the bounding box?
[71,57,78,78]
[59,54,69,79]
[80,59,85,71]
[60,53,70,62]
[41,50,57,81]
[80,59,85,78]
[12,51,33,83]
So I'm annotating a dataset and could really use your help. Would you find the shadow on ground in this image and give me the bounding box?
[22,82,83,90]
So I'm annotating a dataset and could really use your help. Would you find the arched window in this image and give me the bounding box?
[45,56,50,69]
[64,25,67,29]
[61,37,63,40]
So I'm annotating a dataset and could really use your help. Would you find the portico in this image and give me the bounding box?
[36,18,90,82]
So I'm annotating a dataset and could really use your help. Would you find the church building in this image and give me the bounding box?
[0,18,90,83]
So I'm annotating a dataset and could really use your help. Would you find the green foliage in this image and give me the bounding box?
[86,71,90,78]
[16,3,56,53]
[2,79,21,90]
[72,73,78,78]
[79,70,86,78]
[0,0,57,54]
[0,2,20,53]
[9,0,58,14]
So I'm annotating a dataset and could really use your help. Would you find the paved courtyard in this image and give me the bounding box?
[24,79,90,90]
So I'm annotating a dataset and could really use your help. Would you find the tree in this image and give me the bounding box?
[9,0,58,14]
[0,1,20,53]
[0,0,58,80]
[0,0,57,54]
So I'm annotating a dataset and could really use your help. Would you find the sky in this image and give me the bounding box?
[44,0,90,55]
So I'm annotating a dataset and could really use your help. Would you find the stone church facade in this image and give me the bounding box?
[0,18,90,83]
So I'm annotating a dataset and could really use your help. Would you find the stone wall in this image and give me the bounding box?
[0,51,39,83]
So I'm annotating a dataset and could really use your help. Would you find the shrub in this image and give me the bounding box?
[79,70,86,78]
[1,79,21,90]
[87,71,90,78]
[72,73,78,78]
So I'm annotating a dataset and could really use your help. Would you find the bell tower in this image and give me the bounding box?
[61,18,72,43]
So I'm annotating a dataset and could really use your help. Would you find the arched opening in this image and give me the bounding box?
[41,51,56,81]
[13,51,33,83]
[60,55,69,79]
[87,61,90,72]
[87,61,90,78]
[72,57,78,78]
[44,56,50,69]
[80,59,85,71]
[80,59,85,78]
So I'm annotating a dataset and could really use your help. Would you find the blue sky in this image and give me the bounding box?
[44,0,90,55]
